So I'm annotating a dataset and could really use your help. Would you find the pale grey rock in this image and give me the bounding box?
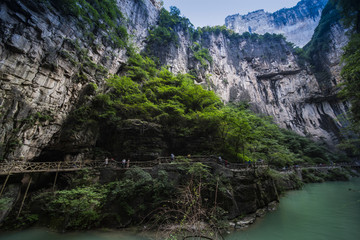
[235,214,257,228]
[0,0,348,163]
[267,201,278,211]
[152,17,348,146]
[117,0,160,50]
[0,0,159,161]
[225,0,328,47]
[6,34,31,54]
[255,208,267,217]
[0,184,21,223]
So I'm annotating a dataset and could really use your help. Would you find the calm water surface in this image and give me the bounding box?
[226,177,360,240]
[0,178,359,240]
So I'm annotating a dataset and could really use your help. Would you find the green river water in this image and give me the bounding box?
[0,178,359,240]
[227,177,360,240]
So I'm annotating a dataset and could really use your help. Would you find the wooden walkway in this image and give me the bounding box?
[0,156,270,176]
[1,156,357,176]
[0,159,162,176]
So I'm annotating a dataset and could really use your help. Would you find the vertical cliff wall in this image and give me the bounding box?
[0,0,349,163]
[225,0,328,47]
[148,1,348,147]
[0,0,159,162]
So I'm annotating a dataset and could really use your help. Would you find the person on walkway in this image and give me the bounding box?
[171,153,175,162]
[122,159,126,168]
[218,156,223,165]
[105,157,109,166]
[127,159,130,168]
[247,160,251,169]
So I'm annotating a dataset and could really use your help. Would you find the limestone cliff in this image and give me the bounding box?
[225,0,328,47]
[0,0,159,162]
[149,1,348,147]
[0,0,348,163]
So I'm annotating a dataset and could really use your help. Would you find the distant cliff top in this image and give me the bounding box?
[225,0,328,47]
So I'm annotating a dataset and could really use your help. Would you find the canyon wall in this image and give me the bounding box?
[150,1,348,147]
[225,0,328,47]
[0,0,348,162]
[0,0,159,161]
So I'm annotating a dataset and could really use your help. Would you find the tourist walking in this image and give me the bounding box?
[218,156,223,165]
[122,159,126,168]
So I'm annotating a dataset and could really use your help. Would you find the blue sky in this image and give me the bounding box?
[163,0,300,27]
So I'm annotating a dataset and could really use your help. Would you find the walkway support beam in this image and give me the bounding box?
[0,173,11,197]
[17,176,32,218]
[52,162,61,192]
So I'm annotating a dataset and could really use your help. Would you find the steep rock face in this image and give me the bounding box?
[117,0,159,49]
[0,0,159,162]
[225,0,328,47]
[151,24,347,146]
[0,0,348,163]
[203,32,347,145]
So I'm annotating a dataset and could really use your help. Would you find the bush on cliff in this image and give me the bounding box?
[27,167,175,230]
[32,185,107,230]
[25,165,227,234]
[147,6,194,49]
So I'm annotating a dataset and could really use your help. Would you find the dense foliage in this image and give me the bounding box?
[190,42,213,68]
[67,50,344,166]
[147,6,194,48]
[28,168,174,230]
[197,25,287,43]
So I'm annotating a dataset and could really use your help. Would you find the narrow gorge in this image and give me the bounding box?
[0,0,358,237]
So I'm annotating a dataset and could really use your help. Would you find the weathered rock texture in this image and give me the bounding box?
[225,0,328,47]
[151,13,348,148]
[0,0,348,162]
[0,0,159,162]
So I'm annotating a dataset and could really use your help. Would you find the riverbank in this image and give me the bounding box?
[0,161,358,238]
[226,166,359,231]
[1,177,359,240]
[226,177,360,240]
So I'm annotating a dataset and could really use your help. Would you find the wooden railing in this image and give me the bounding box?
[0,161,105,175]
[0,156,271,176]
[8,156,358,176]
